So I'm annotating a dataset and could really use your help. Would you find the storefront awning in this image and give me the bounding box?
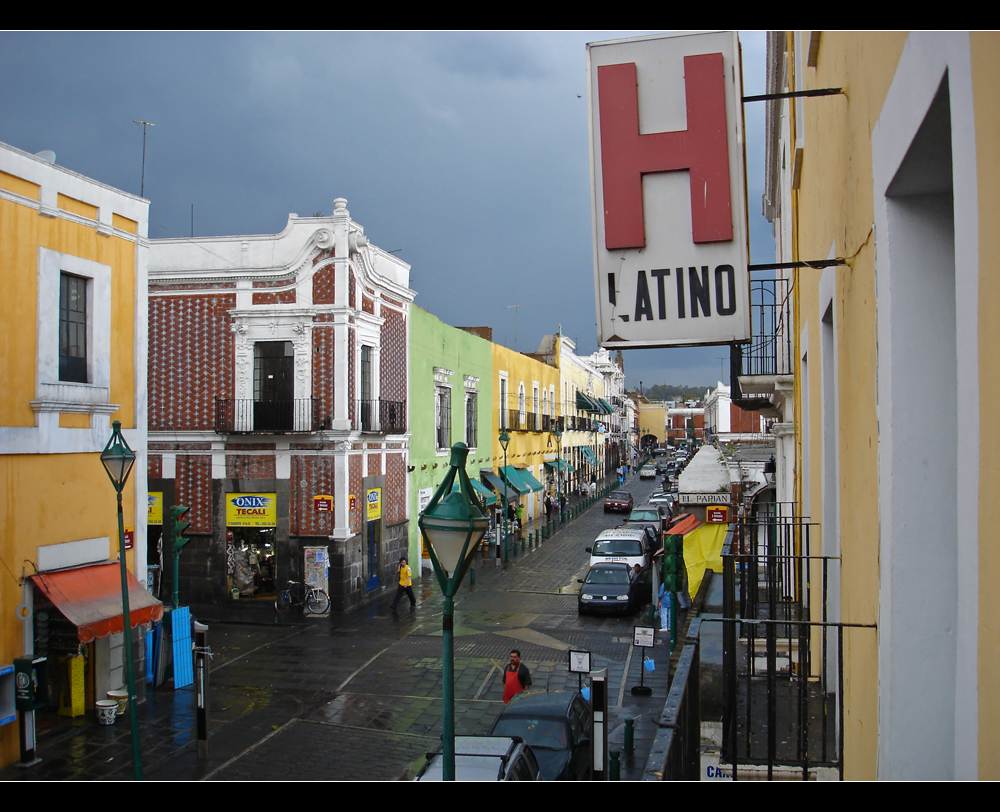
[575,391,602,413]
[499,466,531,495]
[579,446,599,467]
[452,479,498,506]
[514,467,544,493]
[598,398,614,415]
[31,563,164,644]
[480,470,518,502]
[544,459,575,473]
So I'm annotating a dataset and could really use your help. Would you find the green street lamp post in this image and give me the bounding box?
[499,428,511,564]
[100,420,143,781]
[554,426,563,524]
[418,443,489,781]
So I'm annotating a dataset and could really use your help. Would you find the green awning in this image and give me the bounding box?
[499,466,530,495]
[544,460,575,473]
[452,479,497,506]
[598,398,614,415]
[516,468,544,493]
[480,471,518,502]
[575,391,601,412]
[580,447,599,467]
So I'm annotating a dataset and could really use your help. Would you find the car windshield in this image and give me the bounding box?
[609,492,629,500]
[585,568,630,585]
[491,717,569,750]
[593,539,643,556]
[629,510,658,522]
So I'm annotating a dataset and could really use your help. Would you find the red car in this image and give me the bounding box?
[604,490,634,513]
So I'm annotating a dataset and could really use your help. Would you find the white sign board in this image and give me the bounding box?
[633,626,656,648]
[587,31,750,349]
[680,492,733,505]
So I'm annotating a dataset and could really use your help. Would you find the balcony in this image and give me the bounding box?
[731,275,794,416]
[359,399,407,433]
[215,397,320,434]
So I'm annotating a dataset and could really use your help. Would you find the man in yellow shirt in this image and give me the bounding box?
[390,556,416,612]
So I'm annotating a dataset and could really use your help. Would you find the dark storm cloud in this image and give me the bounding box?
[0,30,772,393]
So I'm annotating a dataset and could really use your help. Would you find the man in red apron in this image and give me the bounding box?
[503,649,532,703]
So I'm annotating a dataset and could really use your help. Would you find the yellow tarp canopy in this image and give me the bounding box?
[683,523,728,599]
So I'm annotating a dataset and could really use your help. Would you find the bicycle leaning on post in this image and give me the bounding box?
[274,580,331,614]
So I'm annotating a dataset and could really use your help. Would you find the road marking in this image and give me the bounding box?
[337,644,393,692]
[474,664,502,700]
[200,717,297,781]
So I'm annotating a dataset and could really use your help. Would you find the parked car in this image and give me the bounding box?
[639,465,657,479]
[416,736,542,781]
[578,561,638,615]
[488,691,592,780]
[647,492,676,517]
[603,490,634,513]
[626,503,669,528]
[586,526,653,570]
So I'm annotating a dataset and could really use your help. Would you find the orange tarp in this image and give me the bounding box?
[32,562,163,643]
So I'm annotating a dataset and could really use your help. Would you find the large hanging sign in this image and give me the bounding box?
[225,493,277,527]
[587,31,750,349]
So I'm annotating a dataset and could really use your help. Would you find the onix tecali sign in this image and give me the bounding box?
[587,31,750,349]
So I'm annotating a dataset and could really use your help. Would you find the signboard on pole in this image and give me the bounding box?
[587,31,750,349]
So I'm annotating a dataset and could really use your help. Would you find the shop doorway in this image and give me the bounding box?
[366,520,381,592]
[227,527,277,599]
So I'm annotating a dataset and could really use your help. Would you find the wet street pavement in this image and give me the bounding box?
[2,476,676,781]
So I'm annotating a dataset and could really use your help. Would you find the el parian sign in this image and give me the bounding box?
[587,31,750,349]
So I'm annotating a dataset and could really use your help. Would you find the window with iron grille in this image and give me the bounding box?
[59,272,88,383]
[465,391,477,449]
[436,386,451,450]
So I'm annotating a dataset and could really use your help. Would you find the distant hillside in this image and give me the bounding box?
[641,384,707,401]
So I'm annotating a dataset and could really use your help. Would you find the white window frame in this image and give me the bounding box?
[33,247,115,415]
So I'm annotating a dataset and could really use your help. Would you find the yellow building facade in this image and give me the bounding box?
[0,143,150,767]
[491,342,560,523]
[766,32,999,779]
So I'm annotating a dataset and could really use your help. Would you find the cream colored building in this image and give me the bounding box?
[763,31,999,779]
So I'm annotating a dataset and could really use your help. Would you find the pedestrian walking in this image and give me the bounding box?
[657,582,671,633]
[503,649,532,703]
[390,556,416,612]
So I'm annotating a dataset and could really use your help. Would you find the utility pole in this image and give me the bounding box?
[133,120,155,197]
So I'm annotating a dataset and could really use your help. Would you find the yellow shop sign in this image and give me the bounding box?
[226,493,277,527]
[148,492,163,525]
[366,488,382,522]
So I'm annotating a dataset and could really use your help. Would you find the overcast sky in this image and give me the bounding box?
[1,30,773,392]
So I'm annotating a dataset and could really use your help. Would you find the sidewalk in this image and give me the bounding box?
[1,474,678,781]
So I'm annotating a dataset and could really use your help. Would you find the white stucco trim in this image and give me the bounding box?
[872,32,978,780]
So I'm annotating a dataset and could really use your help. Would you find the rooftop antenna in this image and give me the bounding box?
[506,304,522,351]
[133,120,155,197]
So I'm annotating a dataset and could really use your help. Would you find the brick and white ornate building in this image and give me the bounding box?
[147,199,413,610]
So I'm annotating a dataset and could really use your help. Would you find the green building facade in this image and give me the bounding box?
[407,306,494,575]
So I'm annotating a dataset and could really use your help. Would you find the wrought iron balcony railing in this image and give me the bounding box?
[359,399,407,433]
[215,397,320,434]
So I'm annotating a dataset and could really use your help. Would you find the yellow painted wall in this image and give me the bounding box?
[971,31,1000,780]
[637,403,666,442]
[792,31,907,779]
[491,342,559,482]
[0,147,145,768]
[0,194,138,428]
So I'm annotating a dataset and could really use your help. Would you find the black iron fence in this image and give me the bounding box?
[215,397,319,433]
[644,619,703,780]
[718,506,875,779]
[358,399,406,433]
[744,275,794,377]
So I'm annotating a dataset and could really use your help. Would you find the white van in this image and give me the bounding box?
[586,526,653,571]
